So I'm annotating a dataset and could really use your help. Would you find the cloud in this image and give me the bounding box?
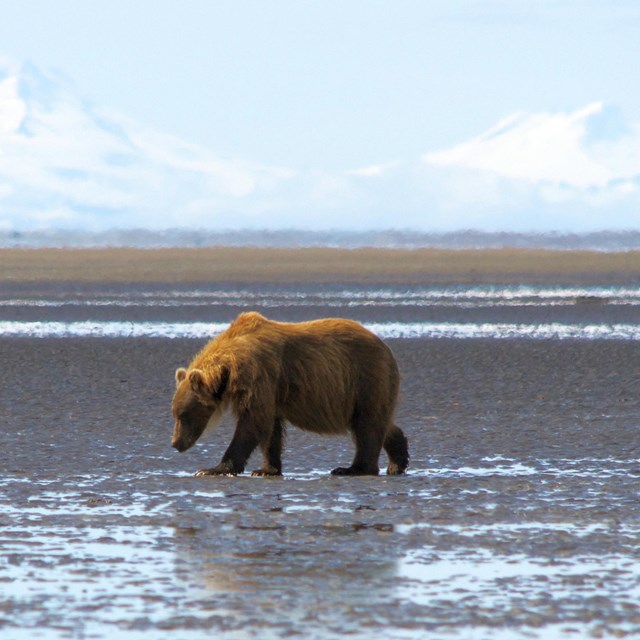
[0,75,26,133]
[347,161,401,178]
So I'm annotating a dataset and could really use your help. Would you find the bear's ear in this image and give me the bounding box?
[188,368,212,398]
[175,367,188,387]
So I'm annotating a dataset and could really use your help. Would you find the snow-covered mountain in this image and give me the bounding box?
[419,101,640,230]
[1,59,639,234]
[0,60,296,232]
[424,102,640,192]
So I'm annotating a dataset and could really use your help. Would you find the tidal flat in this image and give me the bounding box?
[1,336,639,639]
[1,249,640,639]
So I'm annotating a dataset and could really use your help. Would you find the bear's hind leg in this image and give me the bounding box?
[384,424,409,475]
[331,415,383,476]
[252,418,285,477]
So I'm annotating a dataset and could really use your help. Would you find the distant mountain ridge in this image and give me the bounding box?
[3,229,640,251]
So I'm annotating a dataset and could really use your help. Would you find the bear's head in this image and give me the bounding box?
[171,366,229,452]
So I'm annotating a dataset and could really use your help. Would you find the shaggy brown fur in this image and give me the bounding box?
[171,312,409,476]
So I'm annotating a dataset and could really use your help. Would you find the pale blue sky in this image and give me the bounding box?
[1,1,639,231]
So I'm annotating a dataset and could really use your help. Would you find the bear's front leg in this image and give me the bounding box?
[251,418,284,477]
[196,411,260,477]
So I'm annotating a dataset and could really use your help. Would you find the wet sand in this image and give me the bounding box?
[2,335,640,638]
[2,247,640,637]
[3,246,640,284]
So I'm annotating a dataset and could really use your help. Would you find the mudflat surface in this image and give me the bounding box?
[3,246,640,284]
[2,336,640,639]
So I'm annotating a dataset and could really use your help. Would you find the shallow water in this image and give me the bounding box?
[2,457,640,639]
[2,282,640,340]
[2,282,640,308]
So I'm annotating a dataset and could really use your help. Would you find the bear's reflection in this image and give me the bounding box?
[172,518,399,603]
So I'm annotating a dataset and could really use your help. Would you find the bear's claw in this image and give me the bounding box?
[251,468,283,477]
[195,466,237,477]
[251,463,282,476]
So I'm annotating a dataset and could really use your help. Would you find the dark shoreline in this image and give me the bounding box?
[5,228,640,251]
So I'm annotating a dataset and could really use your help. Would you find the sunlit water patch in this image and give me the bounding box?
[1,523,198,639]
[408,455,640,480]
[395,546,640,639]
[2,455,640,639]
[2,320,640,339]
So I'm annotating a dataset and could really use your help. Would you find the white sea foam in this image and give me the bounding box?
[1,320,640,339]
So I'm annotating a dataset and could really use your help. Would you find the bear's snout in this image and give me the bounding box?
[172,432,196,452]
[172,424,194,452]
[171,436,186,452]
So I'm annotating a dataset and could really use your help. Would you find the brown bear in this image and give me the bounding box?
[171,311,409,476]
